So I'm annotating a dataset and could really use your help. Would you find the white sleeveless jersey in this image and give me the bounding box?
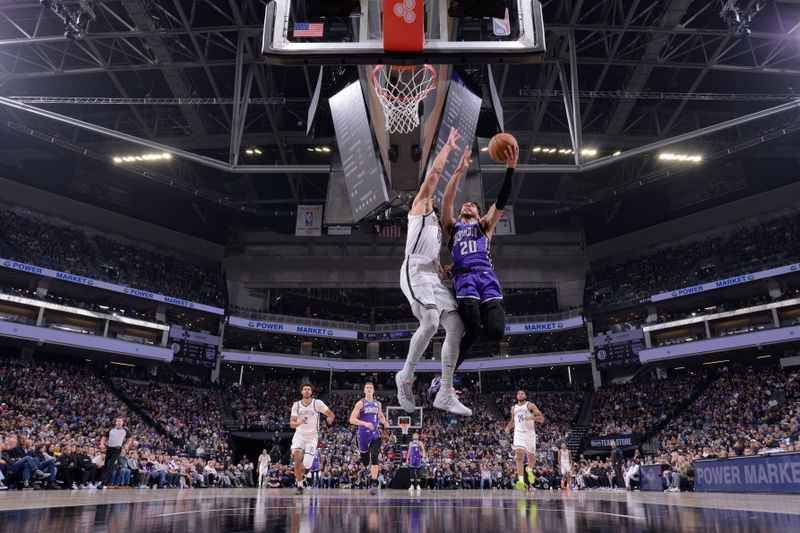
[405,210,442,265]
[291,399,329,438]
[560,449,572,467]
[513,402,536,436]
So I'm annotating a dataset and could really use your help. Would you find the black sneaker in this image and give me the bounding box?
[46,482,60,490]
[34,470,51,480]
[22,480,33,490]
[295,485,304,495]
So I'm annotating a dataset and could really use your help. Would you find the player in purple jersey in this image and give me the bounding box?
[349,382,389,495]
[407,432,427,491]
[440,141,519,370]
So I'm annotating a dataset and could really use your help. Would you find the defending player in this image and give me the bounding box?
[440,141,519,369]
[395,126,471,416]
[349,382,390,496]
[504,390,544,491]
[407,432,427,492]
[289,383,334,495]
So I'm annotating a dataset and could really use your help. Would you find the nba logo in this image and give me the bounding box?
[493,8,511,37]
[305,210,314,227]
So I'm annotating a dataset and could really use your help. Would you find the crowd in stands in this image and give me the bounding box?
[0,355,182,489]
[110,378,229,457]
[657,366,800,458]
[5,349,799,494]
[227,378,308,432]
[589,372,708,436]
[0,207,223,306]
[586,209,800,310]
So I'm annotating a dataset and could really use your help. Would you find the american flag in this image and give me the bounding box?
[293,22,324,38]
[380,225,403,239]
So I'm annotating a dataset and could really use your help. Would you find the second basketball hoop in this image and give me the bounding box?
[372,64,437,134]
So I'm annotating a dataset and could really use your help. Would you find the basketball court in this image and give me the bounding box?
[2,489,799,532]
[2,1,800,531]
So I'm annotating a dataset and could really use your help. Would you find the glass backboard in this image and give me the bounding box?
[262,0,546,66]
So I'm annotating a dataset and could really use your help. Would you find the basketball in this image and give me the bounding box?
[488,133,518,163]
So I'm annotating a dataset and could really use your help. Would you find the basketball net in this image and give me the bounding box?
[372,65,437,134]
[399,421,410,435]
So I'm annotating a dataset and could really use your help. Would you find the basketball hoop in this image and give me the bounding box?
[398,415,411,436]
[372,64,437,134]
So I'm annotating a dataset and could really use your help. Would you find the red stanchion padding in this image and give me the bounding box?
[383,0,424,52]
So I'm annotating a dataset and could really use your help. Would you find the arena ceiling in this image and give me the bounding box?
[0,0,799,243]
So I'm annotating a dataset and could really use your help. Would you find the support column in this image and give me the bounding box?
[35,307,44,327]
[705,320,712,339]
[586,320,601,390]
[772,308,781,328]
[103,319,110,338]
[644,330,652,349]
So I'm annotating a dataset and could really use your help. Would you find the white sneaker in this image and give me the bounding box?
[433,389,472,416]
[395,372,416,413]
[415,485,421,491]
[408,485,414,492]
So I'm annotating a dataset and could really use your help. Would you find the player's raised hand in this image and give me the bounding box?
[456,147,472,173]
[446,127,461,151]
[505,144,519,169]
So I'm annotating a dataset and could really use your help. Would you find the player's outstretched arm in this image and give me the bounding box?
[323,409,335,424]
[528,402,545,423]
[481,144,518,236]
[441,146,472,240]
[411,127,460,216]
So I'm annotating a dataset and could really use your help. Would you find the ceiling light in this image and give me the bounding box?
[114,153,172,164]
[481,147,489,152]
[659,153,703,163]
[322,147,331,153]
[581,148,598,156]
[245,149,254,155]
[532,147,541,152]
[254,148,262,155]
[314,147,323,152]
[612,151,621,156]
[307,148,315,152]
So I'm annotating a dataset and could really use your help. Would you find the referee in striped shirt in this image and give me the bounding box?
[97,417,133,489]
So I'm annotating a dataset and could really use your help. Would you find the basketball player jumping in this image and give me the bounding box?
[407,432,427,491]
[395,127,472,416]
[441,141,519,370]
[289,383,334,495]
[504,390,544,491]
[349,382,390,496]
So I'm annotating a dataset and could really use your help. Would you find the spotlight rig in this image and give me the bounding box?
[41,0,96,40]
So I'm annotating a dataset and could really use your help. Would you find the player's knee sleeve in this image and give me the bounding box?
[458,299,482,332]
[481,300,506,341]
[303,454,314,470]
